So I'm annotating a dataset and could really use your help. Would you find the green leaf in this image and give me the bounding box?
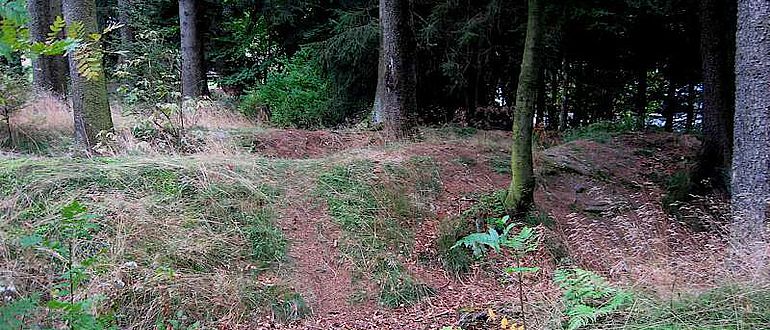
[19,234,43,247]
[505,266,540,274]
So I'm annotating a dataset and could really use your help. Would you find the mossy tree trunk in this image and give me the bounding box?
[28,0,68,94]
[731,0,770,261]
[377,0,417,139]
[505,0,544,214]
[63,0,113,147]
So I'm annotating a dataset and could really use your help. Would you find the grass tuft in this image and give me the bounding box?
[317,161,434,307]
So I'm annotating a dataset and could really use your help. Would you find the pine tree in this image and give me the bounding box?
[375,0,417,139]
[179,0,208,98]
[731,0,770,258]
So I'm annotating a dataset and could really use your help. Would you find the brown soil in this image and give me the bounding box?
[248,128,728,329]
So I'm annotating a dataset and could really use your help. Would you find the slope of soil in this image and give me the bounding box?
[0,128,731,329]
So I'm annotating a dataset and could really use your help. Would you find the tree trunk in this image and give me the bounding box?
[635,65,647,130]
[116,0,134,47]
[558,60,568,131]
[535,68,545,128]
[731,0,770,260]
[179,0,208,98]
[377,0,417,139]
[63,0,113,147]
[372,45,386,124]
[697,0,735,190]
[685,84,695,132]
[28,0,68,94]
[505,0,544,214]
[663,80,676,132]
[547,69,559,130]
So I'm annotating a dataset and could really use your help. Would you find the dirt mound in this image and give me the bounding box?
[536,133,729,294]
[248,129,381,159]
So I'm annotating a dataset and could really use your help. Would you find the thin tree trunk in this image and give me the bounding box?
[505,0,544,214]
[697,0,735,190]
[558,59,568,131]
[378,0,417,139]
[116,0,134,50]
[635,65,647,130]
[731,0,770,261]
[28,0,68,94]
[685,84,695,132]
[179,0,207,98]
[535,68,545,128]
[63,0,113,147]
[664,80,676,132]
[372,45,386,124]
[547,69,559,130]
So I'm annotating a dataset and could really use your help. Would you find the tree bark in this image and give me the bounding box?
[535,68,545,128]
[372,45,386,124]
[116,0,134,47]
[685,84,695,132]
[731,0,770,259]
[505,0,544,214]
[635,65,647,130]
[663,80,676,132]
[28,0,68,94]
[377,0,417,139]
[558,59,568,131]
[179,0,208,98]
[63,0,113,147]
[697,0,736,190]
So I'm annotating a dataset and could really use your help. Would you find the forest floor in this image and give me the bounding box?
[2,105,768,329]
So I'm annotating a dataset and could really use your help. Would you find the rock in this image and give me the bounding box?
[583,200,612,213]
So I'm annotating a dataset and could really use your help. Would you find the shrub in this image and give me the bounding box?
[564,114,637,143]
[239,49,336,128]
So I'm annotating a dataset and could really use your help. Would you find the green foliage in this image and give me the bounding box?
[0,62,29,147]
[616,284,770,329]
[554,268,633,330]
[15,200,112,329]
[209,14,281,92]
[0,295,38,328]
[376,259,435,308]
[116,29,181,106]
[154,310,200,330]
[436,216,474,274]
[452,220,538,260]
[460,190,507,231]
[564,115,637,143]
[245,284,309,322]
[1,5,118,82]
[662,170,694,208]
[240,49,336,128]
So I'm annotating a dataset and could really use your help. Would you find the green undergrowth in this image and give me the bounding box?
[0,156,295,328]
[436,190,556,275]
[590,283,770,329]
[564,116,636,143]
[317,158,437,307]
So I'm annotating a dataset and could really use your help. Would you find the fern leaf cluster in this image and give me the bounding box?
[554,268,633,330]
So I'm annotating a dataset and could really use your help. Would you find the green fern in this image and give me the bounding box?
[0,295,38,329]
[554,268,633,330]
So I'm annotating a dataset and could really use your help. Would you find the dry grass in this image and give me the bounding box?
[0,156,293,328]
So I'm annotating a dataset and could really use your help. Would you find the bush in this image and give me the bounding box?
[239,49,336,128]
[564,114,637,143]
